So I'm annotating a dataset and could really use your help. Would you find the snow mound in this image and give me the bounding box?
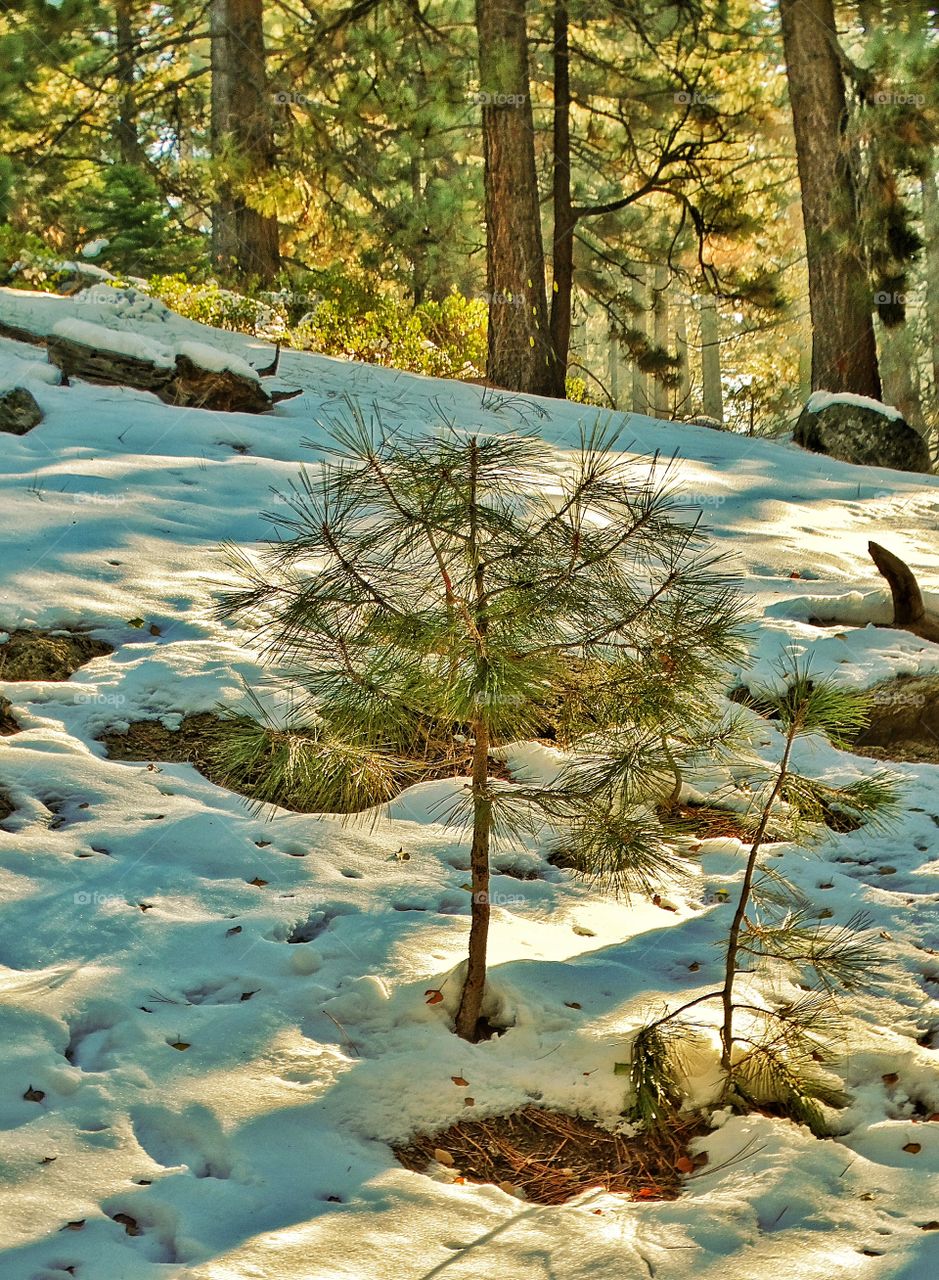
[805,389,903,421]
[51,317,175,367]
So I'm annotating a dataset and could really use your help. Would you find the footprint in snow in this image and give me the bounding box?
[130,1102,235,1181]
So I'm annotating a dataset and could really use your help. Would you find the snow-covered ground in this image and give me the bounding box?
[1,285,938,1280]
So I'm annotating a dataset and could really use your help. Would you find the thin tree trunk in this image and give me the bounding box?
[720,731,796,1076]
[455,437,493,1042]
[700,294,723,423]
[115,0,145,165]
[454,721,491,1041]
[921,158,939,417]
[631,265,649,414]
[477,0,552,394]
[674,298,691,417]
[548,0,574,399]
[778,0,880,397]
[210,0,280,283]
[878,318,921,426]
[652,264,670,418]
[608,325,620,409]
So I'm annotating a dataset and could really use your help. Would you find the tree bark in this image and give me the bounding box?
[115,0,145,165]
[921,158,939,418]
[547,0,574,399]
[778,0,880,397]
[477,0,552,394]
[631,265,649,414]
[700,294,723,423]
[454,721,492,1041]
[674,298,691,417]
[652,264,670,418]
[210,0,280,283]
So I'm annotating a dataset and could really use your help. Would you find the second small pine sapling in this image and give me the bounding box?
[627,662,901,1136]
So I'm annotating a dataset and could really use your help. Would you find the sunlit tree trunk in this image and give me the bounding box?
[778,0,880,397]
[477,0,552,394]
[700,294,723,423]
[210,0,280,283]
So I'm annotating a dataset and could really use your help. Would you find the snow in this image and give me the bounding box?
[1,287,939,1278]
[51,317,175,368]
[175,340,261,382]
[805,389,904,421]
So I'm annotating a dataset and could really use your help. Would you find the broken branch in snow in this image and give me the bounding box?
[868,540,939,644]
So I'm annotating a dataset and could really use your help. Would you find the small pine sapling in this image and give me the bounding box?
[627,660,902,1135]
[215,407,748,1041]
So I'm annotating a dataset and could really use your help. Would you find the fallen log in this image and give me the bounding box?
[868,540,939,643]
[46,328,300,414]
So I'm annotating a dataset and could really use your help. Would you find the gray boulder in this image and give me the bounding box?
[794,397,931,473]
[0,387,42,435]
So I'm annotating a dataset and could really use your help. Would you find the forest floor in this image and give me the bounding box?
[0,284,938,1279]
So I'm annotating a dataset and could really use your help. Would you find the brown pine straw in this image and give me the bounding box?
[393,1106,706,1206]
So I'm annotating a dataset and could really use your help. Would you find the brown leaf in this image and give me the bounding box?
[248,877,268,888]
[920,1222,939,1231]
[903,1142,922,1154]
[675,1155,695,1174]
[433,1148,455,1167]
[40,1155,57,1165]
[692,1151,709,1167]
[112,1212,142,1236]
[464,1097,475,1106]
[882,1072,899,1085]
[61,1220,85,1232]
[688,962,700,972]
[169,1040,190,1051]
[225,925,242,937]
[565,1001,582,1009]
[424,989,444,1005]
[451,1076,469,1087]
[23,1085,44,1102]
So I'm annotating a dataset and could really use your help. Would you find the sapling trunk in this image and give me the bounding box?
[455,720,492,1040]
[719,727,797,1076]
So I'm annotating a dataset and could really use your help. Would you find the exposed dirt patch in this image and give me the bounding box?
[666,802,760,843]
[0,696,20,735]
[0,630,112,681]
[99,712,502,814]
[850,675,939,764]
[394,1106,705,1205]
[0,784,14,822]
[99,712,230,777]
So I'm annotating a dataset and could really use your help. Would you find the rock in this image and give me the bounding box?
[794,398,931,473]
[0,387,42,434]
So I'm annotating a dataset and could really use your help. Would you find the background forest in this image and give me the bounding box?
[1,0,939,436]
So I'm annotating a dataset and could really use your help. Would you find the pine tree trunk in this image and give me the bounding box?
[700,294,723,423]
[878,318,921,426]
[608,325,620,409]
[115,0,145,165]
[547,0,574,399]
[674,299,691,417]
[778,0,880,397]
[652,264,670,418]
[454,722,492,1041]
[477,0,552,394]
[631,265,649,414]
[921,158,939,419]
[210,0,280,283]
